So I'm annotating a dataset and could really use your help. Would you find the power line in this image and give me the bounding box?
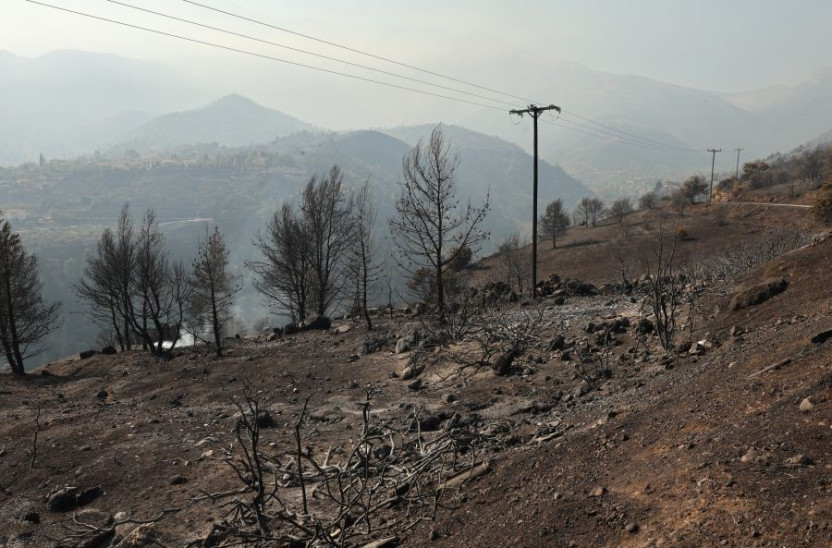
[182,0,537,106]
[25,0,510,113]
[182,0,697,153]
[105,0,520,109]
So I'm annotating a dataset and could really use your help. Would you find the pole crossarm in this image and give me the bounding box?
[510,104,561,118]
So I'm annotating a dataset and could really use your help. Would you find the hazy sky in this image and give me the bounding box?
[5,0,832,92]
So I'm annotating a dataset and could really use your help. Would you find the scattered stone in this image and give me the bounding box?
[96,390,108,400]
[74,508,114,529]
[573,381,590,399]
[441,393,456,403]
[492,350,516,376]
[401,364,424,380]
[729,277,788,310]
[785,454,813,466]
[730,325,744,337]
[265,332,277,342]
[428,528,439,541]
[116,523,156,548]
[77,485,103,506]
[799,398,815,413]
[300,315,331,331]
[22,511,40,524]
[79,350,98,360]
[811,329,832,344]
[740,449,758,463]
[257,411,276,428]
[333,324,352,335]
[394,338,410,354]
[347,354,360,363]
[549,335,566,351]
[625,522,639,534]
[417,414,442,431]
[589,486,607,497]
[553,296,565,306]
[169,474,188,485]
[47,486,80,512]
[272,327,284,337]
[637,318,654,335]
[407,379,423,391]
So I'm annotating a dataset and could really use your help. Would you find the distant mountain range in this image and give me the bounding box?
[116,94,315,151]
[3,49,832,198]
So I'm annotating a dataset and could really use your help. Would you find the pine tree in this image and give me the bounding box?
[539,199,571,248]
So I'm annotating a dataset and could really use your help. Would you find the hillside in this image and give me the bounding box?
[116,95,316,151]
[1,201,830,546]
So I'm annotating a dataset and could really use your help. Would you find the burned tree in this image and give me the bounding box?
[389,125,488,317]
[0,217,62,375]
[301,166,354,316]
[190,227,239,355]
[348,182,383,329]
[249,204,312,322]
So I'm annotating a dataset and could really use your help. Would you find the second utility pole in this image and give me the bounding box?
[707,148,722,202]
[510,103,560,297]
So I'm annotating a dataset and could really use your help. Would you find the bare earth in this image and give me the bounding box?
[1,202,831,547]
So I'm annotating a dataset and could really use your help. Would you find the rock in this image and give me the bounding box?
[333,324,352,335]
[730,325,744,337]
[79,350,98,360]
[407,379,423,391]
[47,486,79,512]
[637,318,654,334]
[169,474,188,485]
[585,322,597,334]
[300,315,331,331]
[265,332,277,342]
[688,340,712,355]
[740,449,758,463]
[589,486,607,497]
[115,524,156,548]
[100,346,117,355]
[22,511,40,524]
[394,338,410,354]
[799,398,815,412]
[811,329,832,344]
[785,454,813,466]
[553,296,565,306]
[729,277,788,310]
[74,508,114,529]
[257,411,276,428]
[417,414,442,431]
[549,335,566,351]
[441,393,456,403]
[625,522,639,534]
[96,390,108,400]
[401,364,424,380]
[491,350,516,376]
[77,485,103,506]
[573,381,590,399]
[283,322,299,335]
[272,327,284,337]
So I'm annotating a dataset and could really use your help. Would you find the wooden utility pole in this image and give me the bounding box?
[509,103,560,296]
[734,148,743,181]
[707,148,722,202]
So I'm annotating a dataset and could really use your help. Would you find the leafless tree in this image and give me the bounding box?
[389,125,489,317]
[638,219,682,350]
[608,197,633,227]
[189,227,239,355]
[671,190,688,217]
[348,181,383,329]
[130,210,191,354]
[497,232,528,294]
[76,205,136,351]
[638,191,657,210]
[249,204,311,323]
[578,197,605,227]
[0,217,62,375]
[539,199,571,248]
[302,165,354,316]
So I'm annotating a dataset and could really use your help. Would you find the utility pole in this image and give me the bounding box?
[734,148,743,181]
[707,148,722,202]
[509,104,561,297]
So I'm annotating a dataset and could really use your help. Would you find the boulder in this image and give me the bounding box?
[300,315,331,331]
[729,278,788,310]
[100,346,117,355]
[79,350,98,360]
[549,335,566,351]
[394,338,410,354]
[491,350,516,376]
[283,322,299,335]
[47,486,80,512]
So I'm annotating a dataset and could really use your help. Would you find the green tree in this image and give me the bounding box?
[539,199,571,248]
